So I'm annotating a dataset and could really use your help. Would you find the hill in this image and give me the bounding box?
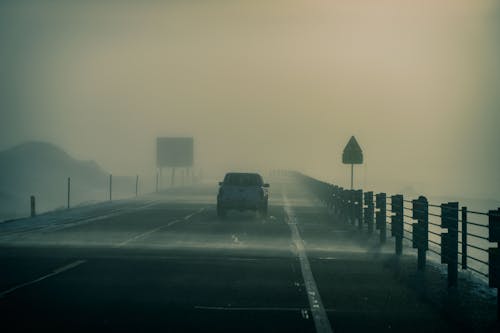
[0,142,134,221]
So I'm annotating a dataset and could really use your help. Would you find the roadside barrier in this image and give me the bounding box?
[289,171,500,320]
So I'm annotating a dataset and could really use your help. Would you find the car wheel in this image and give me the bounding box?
[217,205,226,218]
[259,205,268,218]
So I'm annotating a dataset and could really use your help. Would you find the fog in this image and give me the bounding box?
[1,0,499,200]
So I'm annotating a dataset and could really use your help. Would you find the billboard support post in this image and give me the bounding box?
[171,168,176,187]
[109,174,112,201]
[67,177,71,209]
[156,172,159,193]
[135,175,139,197]
[159,168,163,190]
[30,195,36,217]
[157,137,194,188]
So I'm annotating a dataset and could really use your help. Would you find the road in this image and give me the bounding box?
[0,183,493,332]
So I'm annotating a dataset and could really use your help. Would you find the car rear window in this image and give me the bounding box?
[224,173,263,186]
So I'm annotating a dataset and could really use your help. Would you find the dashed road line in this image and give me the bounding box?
[116,208,205,247]
[0,201,163,241]
[0,260,87,299]
[116,220,180,247]
[48,200,163,232]
[284,195,334,333]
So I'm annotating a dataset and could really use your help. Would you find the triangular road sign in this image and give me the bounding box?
[342,136,363,164]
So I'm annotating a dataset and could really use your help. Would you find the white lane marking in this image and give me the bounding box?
[116,220,179,247]
[0,260,87,299]
[283,195,334,333]
[117,225,173,247]
[316,257,338,261]
[0,201,163,240]
[46,210,126,232]
[49,201,163,232]
[116,208,205,247]
[136,201,163,209]
[183,208,204,220]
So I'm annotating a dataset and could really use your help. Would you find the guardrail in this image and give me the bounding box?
[290,172,500,320]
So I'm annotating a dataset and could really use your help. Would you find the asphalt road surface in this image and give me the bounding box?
[0,183,496,332]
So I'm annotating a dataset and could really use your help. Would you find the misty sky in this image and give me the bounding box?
[1,0,499,199]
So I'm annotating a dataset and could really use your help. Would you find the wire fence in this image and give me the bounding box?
[4,169,201,222]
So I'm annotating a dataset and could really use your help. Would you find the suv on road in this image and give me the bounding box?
[217,172,269,218]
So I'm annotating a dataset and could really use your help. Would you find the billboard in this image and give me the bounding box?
[157,137,194,167]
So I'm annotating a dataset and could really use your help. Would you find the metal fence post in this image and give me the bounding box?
[341,188,348,222]
[30,195,36,217]
[340,188,347,222]
[156,172,159,193]
[349,190,355,225]
[391,195,404,255]
[462,207,468,270]
[109,174,113,201]
[356,190,363,230]
[376,193,387,244]
[331,186,338,216]
[441,202,459,287]
[364,191,374,234]
[135,175,139,197]
[329,185,336,212]
[334,186,341,217]
[67,177,71,209]
[412,196,428,271]
[487,208,500,320]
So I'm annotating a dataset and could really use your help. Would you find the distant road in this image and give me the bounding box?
[0,184,495,332]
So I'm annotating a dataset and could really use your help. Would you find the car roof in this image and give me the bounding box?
[223,173,264,185]
[225,172,261,176]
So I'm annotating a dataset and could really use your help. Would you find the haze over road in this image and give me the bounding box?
[1,2,499,331]
[1,0,499,199]
[1,182,495,332]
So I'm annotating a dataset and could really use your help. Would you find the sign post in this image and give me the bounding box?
[156,137,194,189]
[342,136,363,189]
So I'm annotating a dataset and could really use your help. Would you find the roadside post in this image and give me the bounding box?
[354,190,363,230]
[335,186,343,217]
[364,191,374,234]
[136,175,139,197]
[488,209,500,319]
[340,188,347,221]
[376,193,387,243]
[30,195,36,217]
[350,190,356,225]
[391,195,404,255]
[156,172,159,193]
[412,196,429,271]
[67,177,71,209]
[441,202,459,287]
[461,207,468,270]
[109,174,112,202]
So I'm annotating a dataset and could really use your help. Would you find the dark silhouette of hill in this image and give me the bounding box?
[0,142,134,220]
